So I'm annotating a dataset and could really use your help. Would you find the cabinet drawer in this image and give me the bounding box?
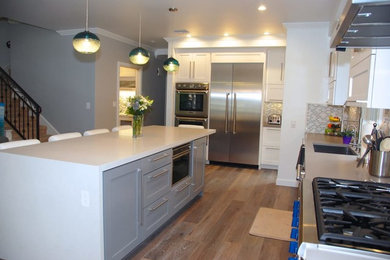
[141,149,172,173]
[262,127,281,147]
[170,179,191,215]
[142,196,169,238]
[261,146,280,165]
[142,164,171,206]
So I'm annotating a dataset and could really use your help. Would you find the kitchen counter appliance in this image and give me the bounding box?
[267,114,281,125]
[175,83,209,118]
[172,143,191,185]
[209,63,263,165]
[312,177,390,254]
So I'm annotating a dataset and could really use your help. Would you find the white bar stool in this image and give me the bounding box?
[83,128,109,136]
[111,125,131,132]
[0,139,40,150]
[48,132,82,142]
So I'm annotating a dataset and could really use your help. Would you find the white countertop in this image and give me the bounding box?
[0,125,215,171]
[302,133,390,245]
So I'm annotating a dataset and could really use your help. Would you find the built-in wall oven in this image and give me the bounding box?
[175,116,208,129]
[172,143,191,185]
[175,83,209,118]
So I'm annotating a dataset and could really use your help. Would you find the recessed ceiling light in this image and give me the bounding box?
[186,34,192,38]
[264,32,270,35]
[169,7,178,12]
[258,4,266,11]
[224,33,229,37]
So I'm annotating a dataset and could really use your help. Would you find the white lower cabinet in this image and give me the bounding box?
[191,137,206,197]
[261,127,281,168]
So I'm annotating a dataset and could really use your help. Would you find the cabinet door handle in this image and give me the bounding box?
[151,153,169,162]
[232,93,237,134]
[137,168,143,226]
[177,182,191,192]
[148,198,168,212]
[225,93,230,133]
[193,61,195,78]
[148,168,168,180]
[280,62,284,81]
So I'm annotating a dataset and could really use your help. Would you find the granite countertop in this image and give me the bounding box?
[0,125,215,171]
[301,133,390,244]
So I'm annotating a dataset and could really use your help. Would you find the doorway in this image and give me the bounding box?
[117,63,142,126]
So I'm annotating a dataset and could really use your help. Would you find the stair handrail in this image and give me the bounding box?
[0,67,42,140]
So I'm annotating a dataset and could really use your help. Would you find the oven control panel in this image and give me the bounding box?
[176,83,209,90]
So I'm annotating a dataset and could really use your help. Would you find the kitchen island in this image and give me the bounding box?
[299,133,390,259]
[0,126,215,260]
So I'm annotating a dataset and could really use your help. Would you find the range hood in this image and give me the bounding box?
[331,0,390,48]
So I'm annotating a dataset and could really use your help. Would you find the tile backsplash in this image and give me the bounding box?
[306,104,343,134]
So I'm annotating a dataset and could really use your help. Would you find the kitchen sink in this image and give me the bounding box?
[313,144,357,156]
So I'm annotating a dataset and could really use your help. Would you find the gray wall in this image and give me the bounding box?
[94,36,137,129]
[0,21,10,71]
[141,56,166,126]
[9,24,95,133]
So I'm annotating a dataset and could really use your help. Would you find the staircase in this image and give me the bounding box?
[0,67,50,142]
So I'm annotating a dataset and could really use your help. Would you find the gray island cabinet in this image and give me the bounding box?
[0,126,214,260]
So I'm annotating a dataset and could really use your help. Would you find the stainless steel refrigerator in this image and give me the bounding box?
[209,63,263,165]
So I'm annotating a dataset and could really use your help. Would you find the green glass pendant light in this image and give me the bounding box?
[163,57,179,72]
[129,14,150,65]
[72,0,100,54]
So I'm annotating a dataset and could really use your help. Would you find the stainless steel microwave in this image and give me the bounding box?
[175,83,209,118]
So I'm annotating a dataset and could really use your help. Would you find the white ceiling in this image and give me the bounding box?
[1,0,344,49]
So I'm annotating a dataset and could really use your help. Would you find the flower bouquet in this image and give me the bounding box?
[126,95,153,137]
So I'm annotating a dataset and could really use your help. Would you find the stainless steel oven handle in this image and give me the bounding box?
[176,90,209,94]
[172,150,190,160]
[233,93,237,134]
[225,93,230,133]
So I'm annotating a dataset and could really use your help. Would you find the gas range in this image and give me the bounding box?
[312,177,390,254]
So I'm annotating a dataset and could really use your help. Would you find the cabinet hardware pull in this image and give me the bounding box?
[149,169,168,180]
[266,147,280,150]
[149,198,168,212]
[151,153,169,162]
[280,62,284,81]
[225,93,230,133]
[193,61,195,78]
[137,168,143,226]
[232,93,237,134]
[177,182,191,192]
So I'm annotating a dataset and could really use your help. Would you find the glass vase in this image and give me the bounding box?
[132,114,144,138]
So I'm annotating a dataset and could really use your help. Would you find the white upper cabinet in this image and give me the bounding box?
[266,48,285,85]
[265,48,285,102]
[175,53,211,82]
[348,49,390,109]
[327,50,351,106]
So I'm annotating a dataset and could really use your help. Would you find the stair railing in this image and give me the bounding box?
[0,67,41,140]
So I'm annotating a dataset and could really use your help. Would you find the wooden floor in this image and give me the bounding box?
[130,164,297,260]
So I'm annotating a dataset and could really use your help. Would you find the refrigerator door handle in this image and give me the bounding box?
[233,93,237,134]
[224,93,230,133]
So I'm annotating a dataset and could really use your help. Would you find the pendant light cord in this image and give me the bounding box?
[86,0,89,31]
[138,13,141,47]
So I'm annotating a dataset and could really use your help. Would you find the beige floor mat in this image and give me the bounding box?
[249,207,293,241]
